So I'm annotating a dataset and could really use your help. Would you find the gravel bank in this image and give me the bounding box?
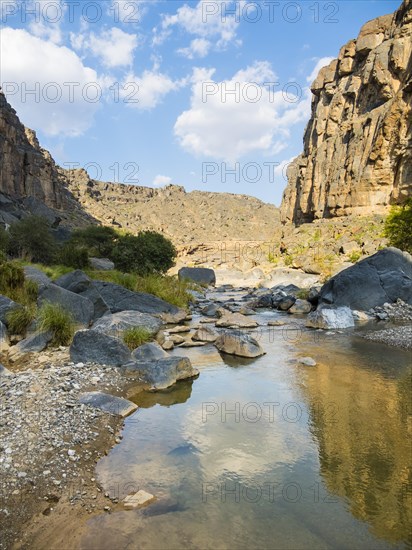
[0,357,140,549]
[363,325,412,351]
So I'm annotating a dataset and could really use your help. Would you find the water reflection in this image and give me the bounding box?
[295,338,412,547]
[131,379,194,408]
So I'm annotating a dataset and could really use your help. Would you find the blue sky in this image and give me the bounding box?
[0,0,401,205]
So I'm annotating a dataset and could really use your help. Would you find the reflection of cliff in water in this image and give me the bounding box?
[297,359,412,546]
[130,379,194,408]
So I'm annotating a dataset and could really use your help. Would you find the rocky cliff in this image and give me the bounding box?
[66,170,279,244]
[281,0,412,224]
[0,88,70,209]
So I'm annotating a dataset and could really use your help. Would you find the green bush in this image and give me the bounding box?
[38,303,75,346]
[59,243,89,269]
[111,231,176,275]
[6,304,37,335]
[123,327,152,350]
[86,269,138,290]
[296,289,310,300]
[348,250,362,263]
[384,198,412,253]
[70,225,118,257]
[9,216,56,264]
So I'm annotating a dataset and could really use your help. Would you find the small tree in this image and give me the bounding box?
[70,226,118,257]
[384,198,412,253]
[111,231,176,274]
[58,243,89,269]
[9,216,56,264]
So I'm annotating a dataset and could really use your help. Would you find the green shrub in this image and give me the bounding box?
[9,216,56,264]
[86,269,138,290]
[296,289,310,300]
[6,303,37,335]
[111,231,176,275]
[384,198,412,253]
[59,243,89,269]
[123,327,152,350]
[0,261,25,291]
[348,250,362,263]
[70,225,118,257]
[38,303,75,346]
[134,274,194,308]
[0,227,10,252]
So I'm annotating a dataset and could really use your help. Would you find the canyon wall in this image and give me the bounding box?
[281,0,412,224]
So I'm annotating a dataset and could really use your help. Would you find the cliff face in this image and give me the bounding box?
[281,0,412,224]
[0,89,70,209]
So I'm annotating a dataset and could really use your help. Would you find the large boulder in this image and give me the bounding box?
[215,330,265,358]
[192,326,218,342]
[38,284,94,326]
[92,281,179,315]
[131,342,169,361]
[56,270,110,321]
[178,267,216,286]
[306,307,355,329]
[0,295,20,326]
[289,299,312,314]
[215,310,258,328]
[318,248,412,311]
[70,329,131,366]
[23,266,51,287]
[122,356,199,390]
[89,257,115,271]
[92,311,163,337]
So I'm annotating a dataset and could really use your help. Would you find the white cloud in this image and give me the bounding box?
[178,38,211,59]
[71,27,139,68]
[174,61,311,163]
[153,175,172,187]
[121,66,186,110]
[0,28,102,136]
[153,0,242,53]
[306,56,334,84]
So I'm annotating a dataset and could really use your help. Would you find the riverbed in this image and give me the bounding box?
[80,289,412,550]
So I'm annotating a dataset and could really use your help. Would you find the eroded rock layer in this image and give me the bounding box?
[281,0,412,224]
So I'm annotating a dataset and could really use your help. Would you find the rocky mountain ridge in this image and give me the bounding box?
[281,0,412,224]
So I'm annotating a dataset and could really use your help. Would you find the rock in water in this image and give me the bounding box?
[318,248,412,310]
[178,267,216,286]
[70,330,131,367]
[122,357,199,390]
[215,330,265,358]
[79,391,137,417]
[281,2,412,223]
[132,342,169,361]
[298,357,317,367]
[289,299,312,314]
[123,490,155,509]
[192,326,218,342]
[306,307,355,329]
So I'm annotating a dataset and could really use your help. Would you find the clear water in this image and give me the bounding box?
[81,294,412,550]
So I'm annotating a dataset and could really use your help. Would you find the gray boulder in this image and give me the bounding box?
[192,326,218,342]
[55,270,110,321]
[289,299,312,314]
[23,266,51,287]
[0,295,20,326]
[215,330,265,358]
[8,330,53,361]
[276,295,296,311]
[131,342,169,361]
[178,267,216,286]
[319,248,412,311]
[38,284,94,326]
[122,356,199,390]
[92,281,179,315]
[92,311,163,337]
[89,257,115,271]
[201,303,220,317]
[70,330,131,367]
[306,307,355,329]
[79,392,137,417]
